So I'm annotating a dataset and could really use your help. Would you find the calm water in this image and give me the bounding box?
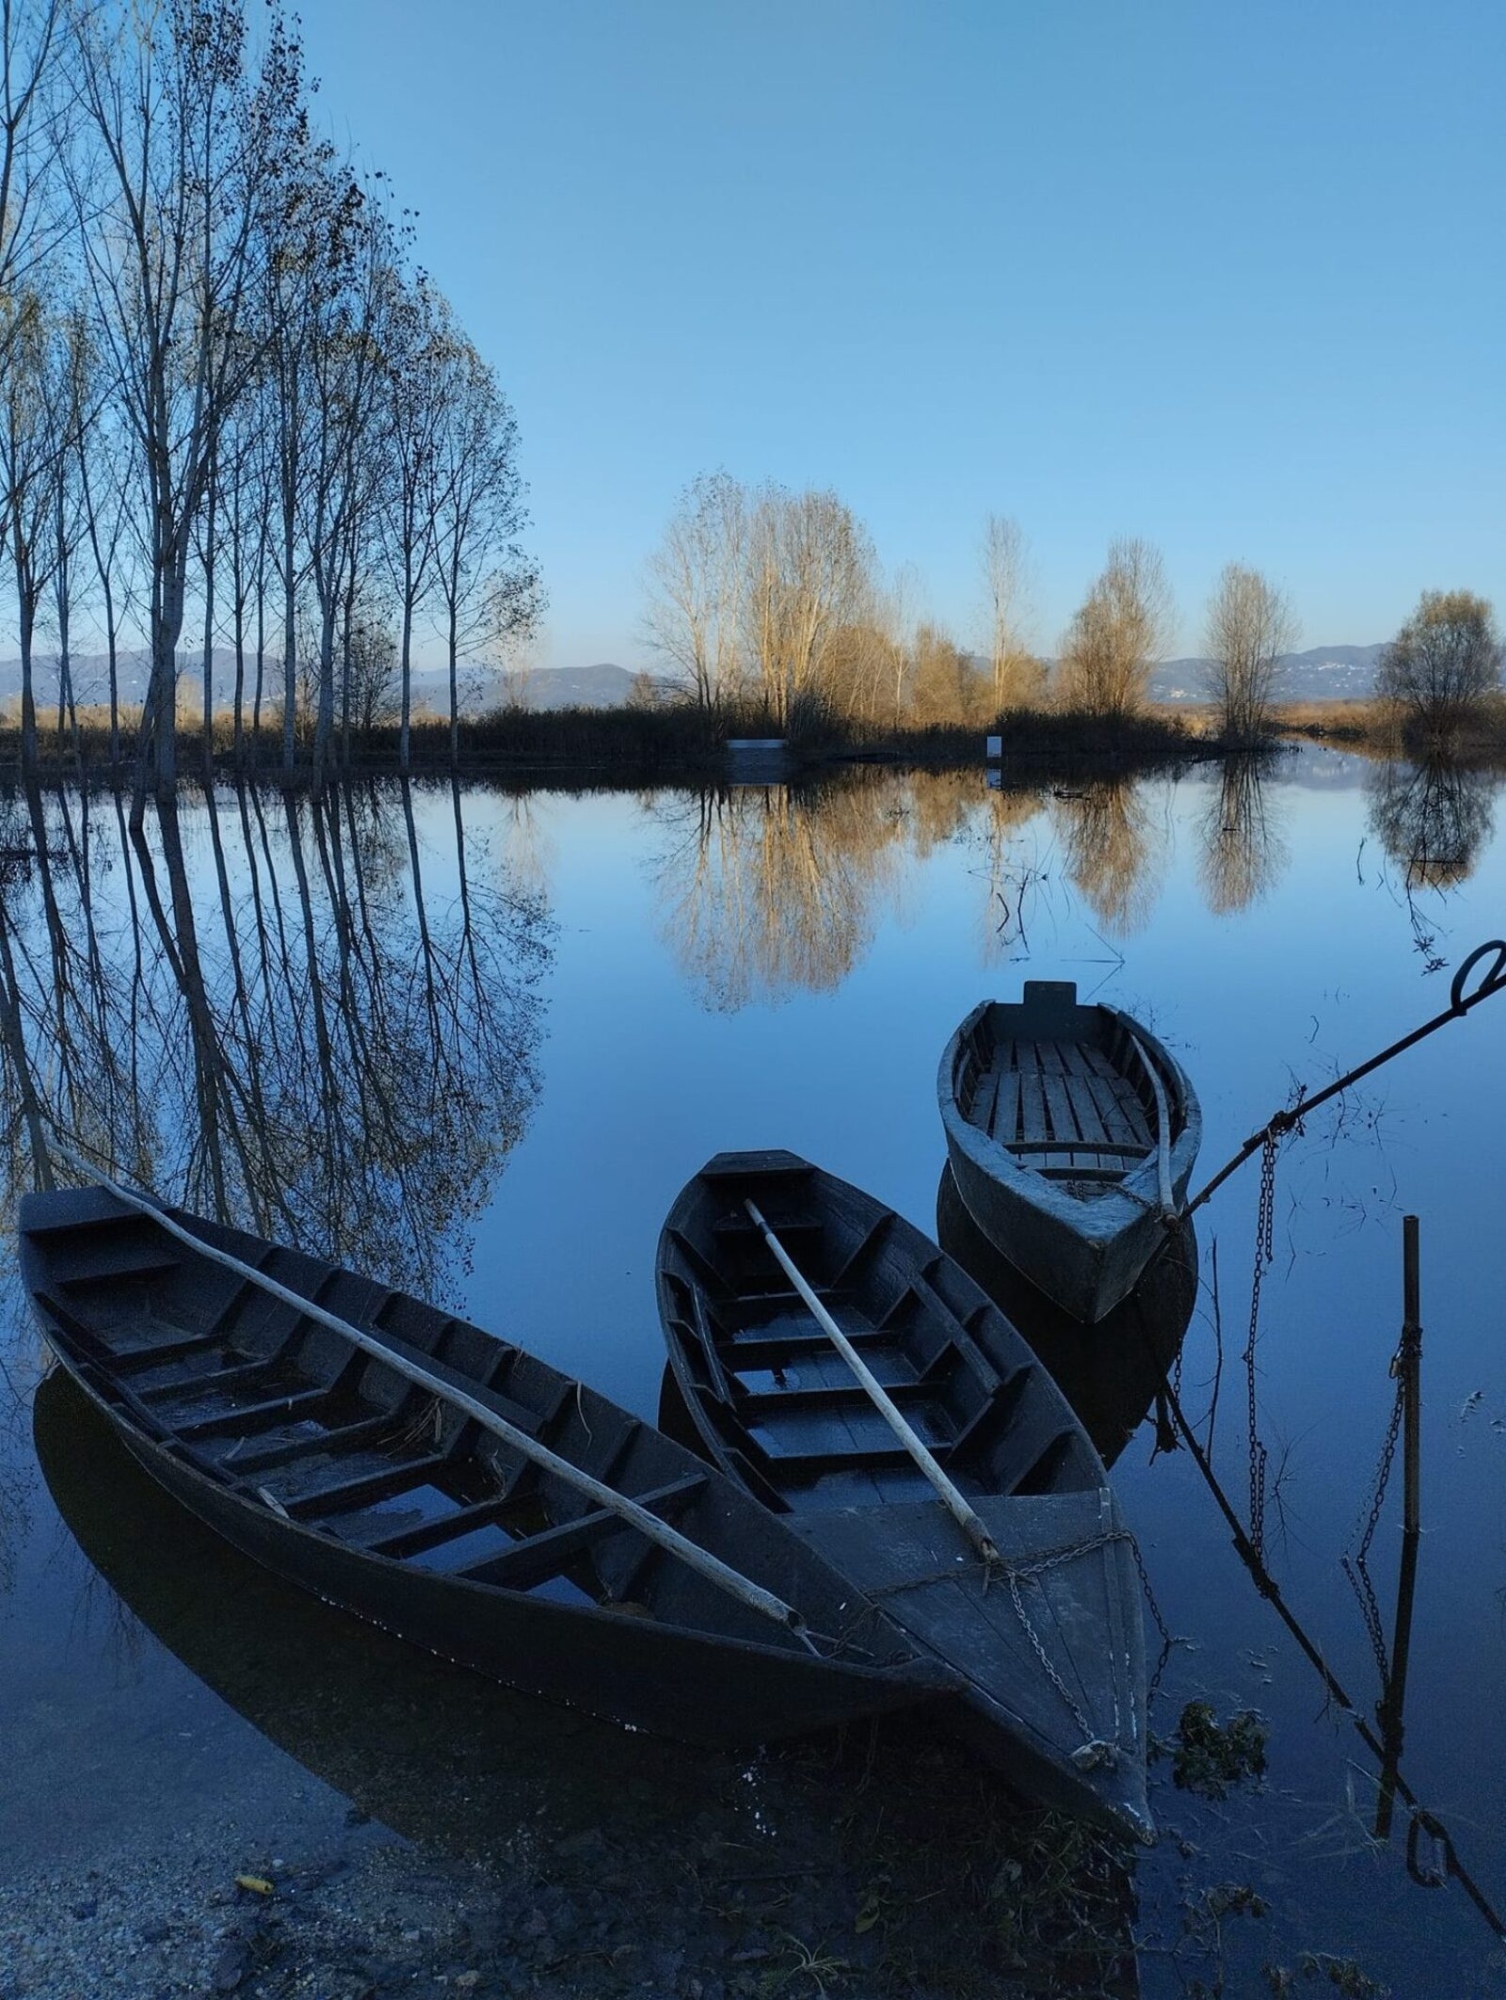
[1,752,1504,1995]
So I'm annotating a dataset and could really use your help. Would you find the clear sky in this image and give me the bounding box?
[293,0,1505,667]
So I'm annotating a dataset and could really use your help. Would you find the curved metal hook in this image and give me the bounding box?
[1450,940,1506,1013]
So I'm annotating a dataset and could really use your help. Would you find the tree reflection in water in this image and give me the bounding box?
[0,778,552,1302]
[1051,777,1161,938]
[648,775,905,1010]
[1366,757,1500,891]
[1197,755,1287,915]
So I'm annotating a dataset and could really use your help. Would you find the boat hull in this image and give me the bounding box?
[656,1150,1152,1840]
[938,988,1201,1324]
[936,1164,1197,1467]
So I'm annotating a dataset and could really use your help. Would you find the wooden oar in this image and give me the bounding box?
[744,1199,1002,1569]
[40,1143,820,1650]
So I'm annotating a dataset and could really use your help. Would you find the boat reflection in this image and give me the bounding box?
[40,1363,1143,1993]
[936,1164,1197,1467]
[32,1366,730,1856]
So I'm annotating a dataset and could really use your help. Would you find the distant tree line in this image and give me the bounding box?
[644,475,1504,751]
[0,0,540,821]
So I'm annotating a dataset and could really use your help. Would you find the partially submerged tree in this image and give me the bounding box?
[1377,590,1503,743]
[1204,562,1297,744]
[1057,538,1174,719]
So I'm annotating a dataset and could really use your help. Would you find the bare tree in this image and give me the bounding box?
[429,320,539,767]
[346,596,398,738]
[642,470,746,712]
[0,0,63,379]
[69,0,285,819]
[1058,537,1174,719]
[378,266,444,774]
[741,484,874,727]
[909,621,990,727]
[1204,562,1297,743]
[1377,589,1503,744]
[980,514,1035,710]
[0,288,65,765]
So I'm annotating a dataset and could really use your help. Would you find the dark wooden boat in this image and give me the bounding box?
[21,1185,951,1752]
[656,1150,1152,1840]
[32,1367,718,1854]
[938,981,1201,1324]
[936,1164,1197,1468]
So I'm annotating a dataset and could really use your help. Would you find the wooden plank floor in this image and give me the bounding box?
[966,1038,1152,1176]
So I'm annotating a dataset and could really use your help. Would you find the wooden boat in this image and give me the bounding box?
[936,1163,1197,1468]
[33,1366,710,1853]
[656,1150,1152,1840]
[20,1185,952,1753]
[938,981,1201,1324]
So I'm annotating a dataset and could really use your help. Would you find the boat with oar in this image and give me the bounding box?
[32,1367,711,1854]
[938,981,1201,1324]
[20,1183,953,1751]
[936,1164,1198,1469]
[656,1150,1152,1840]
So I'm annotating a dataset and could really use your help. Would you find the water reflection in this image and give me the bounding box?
[1366,758,1500,889]
[1197,756,1286,915]
[1050,778,1160,937]
[32,1368,723,1854]
[648,778,902,1009]
[935,1165,1197,1467]
[0,780,552,1298]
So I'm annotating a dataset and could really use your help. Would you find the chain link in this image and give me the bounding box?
[1341,1353,1408,1685]
[865,1526,1150,1759]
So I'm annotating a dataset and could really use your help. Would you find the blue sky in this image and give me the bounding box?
[295,0,1505,667]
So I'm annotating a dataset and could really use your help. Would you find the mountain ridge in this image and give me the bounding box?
[0,647,1386,713]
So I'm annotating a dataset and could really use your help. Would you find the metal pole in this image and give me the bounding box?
[1401,1214,1421,1539]
[1376,1214,1423,1841]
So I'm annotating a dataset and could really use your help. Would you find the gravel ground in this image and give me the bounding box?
[0,1719,1140,2000]
[5,1379,1140,2000]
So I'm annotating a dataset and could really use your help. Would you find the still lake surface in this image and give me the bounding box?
[1,751,1503,1995]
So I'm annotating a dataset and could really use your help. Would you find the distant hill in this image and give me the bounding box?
[510,663,637,710]
[1152,644,1385,704]
[0,647,1386,716]
[0,651,637,717]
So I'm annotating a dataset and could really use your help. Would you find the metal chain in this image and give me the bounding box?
[865,1526,1144,1758]
[1341,1360,1408,1685]
[1244,1130,1277,1557]
[1006,1567,1098,1746]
